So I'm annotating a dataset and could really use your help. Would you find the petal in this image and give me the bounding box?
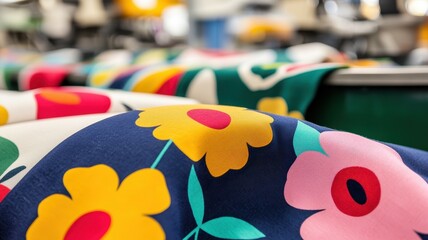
[320,131,402,166]
[151,117,202,143]
[257,97,288,116]
[288,111,304,120]
[300,211,340,240]
[284,151,334,210]
[118,168,170,215]
[243,122,273,148]
[135,105,191,128]
[169,121,224,162]
[63,165,119,201]
[27,194,74,240]
[135,110,165,128]
[106,216,165,240]
[301,211,424,240]
[239,111,274,148]
[205,142,249,177]
[172,134,207,162]
[380,168,428,232]
[320,131,428,232]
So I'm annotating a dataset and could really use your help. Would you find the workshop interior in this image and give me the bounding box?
[1,1,428,239]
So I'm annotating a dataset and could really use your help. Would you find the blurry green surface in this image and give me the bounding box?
[306,85,428,151]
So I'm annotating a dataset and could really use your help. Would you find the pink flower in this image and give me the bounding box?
[284,131,428,240]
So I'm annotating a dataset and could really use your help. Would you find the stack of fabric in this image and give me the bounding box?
[1,46,427,240]
[0,46,345,119]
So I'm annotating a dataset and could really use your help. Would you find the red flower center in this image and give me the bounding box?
[0,184,10,202]
[65,211,111,240]
[331,166,381,217]
[187,109,231,130]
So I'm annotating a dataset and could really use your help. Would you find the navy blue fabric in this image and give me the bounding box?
[0,111,427,239]
[109,69,141,90]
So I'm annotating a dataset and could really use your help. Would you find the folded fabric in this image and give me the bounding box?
[0,104,427,239]
[0,86,197,126]
[0,113,117,193]
[88,62,343,118]
[0,48,291,91]
[1,47,345,119]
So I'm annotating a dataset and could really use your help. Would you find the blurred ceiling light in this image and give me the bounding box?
[406,0,428,16]
[362,0,379,5]
[360,0,380,20]
[324,0,339,15]
[116,0,181,18]
[162,4,188,38]
[133,0,157,9]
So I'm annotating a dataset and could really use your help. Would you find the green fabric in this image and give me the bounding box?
[176,67,206,97]
[177,64,343,115]
[3,65,21,90]
[282,67,339,113]
[0,136,19,176]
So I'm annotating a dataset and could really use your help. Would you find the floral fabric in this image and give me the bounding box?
[1,46,424,239]
[27,165,170,240]
[135,104,274,177]
[1,47,344,118]
[285,130,428,239]
[0,104,427,240]
[0,86,197,126]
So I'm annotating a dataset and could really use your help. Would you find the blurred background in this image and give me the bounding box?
[2,0,428,57]
[1,0,428,150]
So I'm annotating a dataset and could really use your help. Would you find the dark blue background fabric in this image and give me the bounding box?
[0,111,427,239]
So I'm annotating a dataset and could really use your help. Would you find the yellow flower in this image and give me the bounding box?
[27,165,171,240]
[257,97,304,119]
[136,105,274,177]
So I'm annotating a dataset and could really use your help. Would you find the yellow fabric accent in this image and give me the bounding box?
[90,68,122,87]
[38,90,81,105]
[346,59,380,67]
[239,20,293,42]
[135,105,274,177]
[261,63,285,70]
[135,49,168,65]
[419,21,428,46]
[288,111,304,120]
[257,97,304,120]
[115,0,182,17]
[131,66,183,93]
[27,165,171,240]
[0,105,8,126]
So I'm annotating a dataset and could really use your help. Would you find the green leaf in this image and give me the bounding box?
[0,165,25,183]
[293,121,325,156]
[201,217,265,239]
[0,136,19,176]
[188,166,204,225]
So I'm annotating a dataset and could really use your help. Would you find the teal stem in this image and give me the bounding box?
[151,140,173,169]
[194,228,200,240]
[182,227,199,240]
